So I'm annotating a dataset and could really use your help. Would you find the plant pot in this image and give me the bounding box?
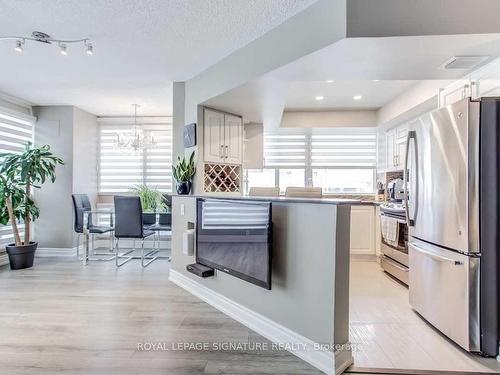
[176,181,192,195]
[6,241,38,270]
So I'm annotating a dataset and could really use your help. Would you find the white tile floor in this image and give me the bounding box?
[349,257,500,373]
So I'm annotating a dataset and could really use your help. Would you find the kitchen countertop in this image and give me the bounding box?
[173,194,384,206]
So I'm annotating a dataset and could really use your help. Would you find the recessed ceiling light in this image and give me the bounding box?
[372,80,380,82]
[353,95,362,100]
[315,96,324,101]
[326,80,334,83]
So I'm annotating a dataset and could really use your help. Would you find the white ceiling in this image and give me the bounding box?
[285,80,418,110]
[0,0,317,116]
[205,33,500,126]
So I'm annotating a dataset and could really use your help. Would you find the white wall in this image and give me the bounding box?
[281,110,377,128]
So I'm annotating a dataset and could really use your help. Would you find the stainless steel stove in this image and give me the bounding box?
[379,201,408,284]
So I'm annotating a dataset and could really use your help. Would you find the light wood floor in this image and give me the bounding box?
[0,255,322,375]
[350,257,500,373]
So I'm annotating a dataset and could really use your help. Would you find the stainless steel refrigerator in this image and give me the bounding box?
[405,97,499,356]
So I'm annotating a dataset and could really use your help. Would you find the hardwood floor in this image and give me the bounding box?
[0,255,322,375]
[350,258,500,373]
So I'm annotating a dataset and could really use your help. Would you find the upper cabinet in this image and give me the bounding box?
[204,108,243,164]
[385,125,408,171]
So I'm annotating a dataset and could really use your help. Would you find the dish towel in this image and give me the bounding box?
[381,215,399,247]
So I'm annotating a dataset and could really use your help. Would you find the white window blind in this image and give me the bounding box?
[0,109,34,255]
[310,129,377,168]
[263,130,306,167]
[98,118,172,193]
[247,127,377,194]
[263,128,376,168]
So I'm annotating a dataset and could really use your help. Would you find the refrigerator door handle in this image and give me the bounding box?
[410,242,464,265]
[404,130,418,226]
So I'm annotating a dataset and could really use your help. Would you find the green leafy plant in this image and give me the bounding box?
[129,184,167,212]
[0,143,63,246]
[172,151,196,183]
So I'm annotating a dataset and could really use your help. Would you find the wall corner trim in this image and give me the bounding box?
[169,269,353,375]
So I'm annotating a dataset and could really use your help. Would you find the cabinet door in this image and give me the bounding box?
[395,138,407,170]
[386,130,395,170]
[224,114,243,164]
[204,109,225,163]
[350,206,375,254]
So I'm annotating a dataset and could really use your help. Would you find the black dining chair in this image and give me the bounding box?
[72,194,114,260]
[113,196,157,268]
[147,212,172,261]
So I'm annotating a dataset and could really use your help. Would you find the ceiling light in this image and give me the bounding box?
[14,39,24,53]
[59,43,67,55]
[0,31,93,56]
[315,96,324,101]
[326,80,334,83]
[353,95,362,100]
[372,80,380,82]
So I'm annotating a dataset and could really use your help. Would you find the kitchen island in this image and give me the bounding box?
[169,195,354,375]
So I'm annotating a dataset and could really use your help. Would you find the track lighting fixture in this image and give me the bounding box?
[0,31,93,56]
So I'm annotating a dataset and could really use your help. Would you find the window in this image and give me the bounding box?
[278,169,305,193]
[244,128,377,195]
[0,109,34,253]
[312,169,374,193]
[246,168,276,193]
[98,118,172,193]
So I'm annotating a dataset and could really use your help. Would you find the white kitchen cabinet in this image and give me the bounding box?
[350,205,376,255]
[385,130,395,170]
[224,114,243,164]
[204,109,225,163]
[385,125,408,171]
[203,108,243,164]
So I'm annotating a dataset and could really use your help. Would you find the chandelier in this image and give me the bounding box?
[0,31,93,55]
[116,104,157,152]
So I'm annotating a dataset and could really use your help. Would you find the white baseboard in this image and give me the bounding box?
[169,269,352,375]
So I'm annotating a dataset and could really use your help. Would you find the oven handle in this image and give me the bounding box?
[380,213,406,224]
[410,242,464,265]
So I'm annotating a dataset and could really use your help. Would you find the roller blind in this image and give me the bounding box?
[263,128,376,168]
[310,128,377,168]
[0,109,34,260]
[98,118,172,193]
[263,130,307,167]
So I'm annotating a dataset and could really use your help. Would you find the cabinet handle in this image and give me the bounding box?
[220,145,224,159]
[225,145,228,159]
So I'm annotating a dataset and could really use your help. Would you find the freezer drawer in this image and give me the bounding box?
[409,239,480,352]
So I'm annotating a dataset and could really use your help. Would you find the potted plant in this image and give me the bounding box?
[129,185,168,212]
[0,143,63,269]
[172,151,195,195]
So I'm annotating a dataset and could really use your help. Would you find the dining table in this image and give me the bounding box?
[81,209,171,265]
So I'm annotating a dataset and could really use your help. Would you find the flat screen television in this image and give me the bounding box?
[196,198,272,289]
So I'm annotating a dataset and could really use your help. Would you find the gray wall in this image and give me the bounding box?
[72,107,98,207]
[171,196,351,346]
[33,106,75,248]
[347,0,500,37]
[33,105,98,248]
